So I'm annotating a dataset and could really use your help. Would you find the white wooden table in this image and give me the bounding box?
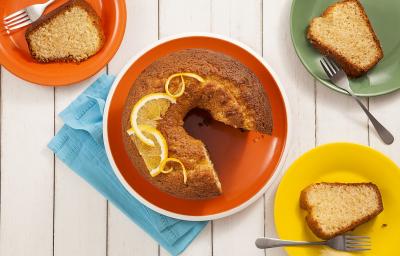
[1,0,399,255]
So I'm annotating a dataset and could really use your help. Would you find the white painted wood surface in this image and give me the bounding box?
[107,1,159,255]
[0,0,399,255]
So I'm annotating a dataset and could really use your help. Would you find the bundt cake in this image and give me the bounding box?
[122,49,273,199]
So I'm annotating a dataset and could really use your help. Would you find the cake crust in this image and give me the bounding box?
[25,0,105,63]
[300,182,383,239]
[122,49,273,199]
[307,0,383,77]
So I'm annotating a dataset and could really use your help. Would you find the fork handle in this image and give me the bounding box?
[255,238,326,249]
[349,93,394,145]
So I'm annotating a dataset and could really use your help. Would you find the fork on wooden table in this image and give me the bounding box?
[255,235,371,252]
[320,56,394,145]
[2,0,56,33]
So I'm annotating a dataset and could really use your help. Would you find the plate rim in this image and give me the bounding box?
[0,0,127,86]
[103,32,293,221]
[289,0,400,97]
[273,142,400,254]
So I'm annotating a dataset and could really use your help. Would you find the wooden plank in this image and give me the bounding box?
[108,0,159,72]
[53,73,108,256]
[159,0,211,38]
[263,0,316,255]
[316,85,368,145]
[0,70,54,256]
[213,201,264,256]
[369,93,400,164]
[107,207,158,256]
[107,0,159,255]
[211,1,265,256]
[159,0,212,255]
[263,0,316,166]
[211,0,262,52]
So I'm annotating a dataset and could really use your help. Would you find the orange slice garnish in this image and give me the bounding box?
[159,157,188,184]
[128,124,168,177]
[164,72,205,98]
[129,93,176,146]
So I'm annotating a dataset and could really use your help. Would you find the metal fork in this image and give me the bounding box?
[320,57,394,145]
[255,235,371,252]
[2,0,56,33]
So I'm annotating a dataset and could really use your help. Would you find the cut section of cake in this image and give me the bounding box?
[300,182,383,239]
[307,0,383,77]
[25,0,105,63]
[122,49,273,200]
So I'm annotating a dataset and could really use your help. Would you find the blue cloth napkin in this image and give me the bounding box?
[48,74,207,256]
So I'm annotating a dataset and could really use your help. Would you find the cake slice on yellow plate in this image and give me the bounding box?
[300,182,383,239]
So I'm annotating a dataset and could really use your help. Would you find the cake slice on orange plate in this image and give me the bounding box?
[25,0,105,63]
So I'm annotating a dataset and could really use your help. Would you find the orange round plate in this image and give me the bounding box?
[0,0,126,86]
[103,34,291,220]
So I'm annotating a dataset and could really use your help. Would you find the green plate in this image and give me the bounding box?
[290,0,400,96]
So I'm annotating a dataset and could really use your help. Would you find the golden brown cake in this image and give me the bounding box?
[307,0,383,77]
[122,49,273,199]
[25,0,105,63]
[300,182,383,239]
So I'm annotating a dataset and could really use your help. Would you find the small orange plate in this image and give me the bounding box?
[0,0,126,86]
[104,34,291,220]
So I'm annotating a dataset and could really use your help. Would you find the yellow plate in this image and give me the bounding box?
[275,143,400,256]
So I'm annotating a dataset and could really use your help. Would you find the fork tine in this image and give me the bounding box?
[347,245,371,248]
[6,20,32,32]
[346,244,371,248]
[327,58,340,72]
[344,235,371,252]
[4,16,30,29]
[346,247,371,252]
[3,9,26,20]
[346,240,371,244]
[346,242,371,247]
[346,238,371,242]
[320,59,333,77]
[323,57,337,75]
[3,13,28,25]
[345,235,370,239]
